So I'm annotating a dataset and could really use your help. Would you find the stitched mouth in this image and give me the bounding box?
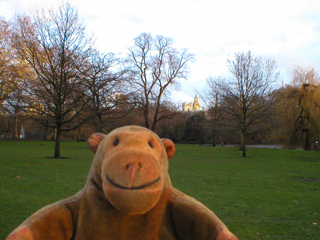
[106,174,161,190]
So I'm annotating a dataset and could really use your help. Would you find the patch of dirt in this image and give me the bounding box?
[298,157,319,162]
[294,177,320,183]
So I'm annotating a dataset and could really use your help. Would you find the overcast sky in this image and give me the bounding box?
[1,0,320,105]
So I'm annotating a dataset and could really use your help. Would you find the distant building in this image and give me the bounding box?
[182,95,201,112]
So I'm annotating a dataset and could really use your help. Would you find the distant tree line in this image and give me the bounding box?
[1,3,319,158]
[0,3,193,158]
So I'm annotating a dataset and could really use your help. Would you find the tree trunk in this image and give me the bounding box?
[54,127,61,158]
[304,129,311,150]
[101,119,107,133]
[77,126,81,142]
[144,106,150,129]
[151,119,158,131]
[151,111,158,131]
[97,114,107,133]
[52,128,57,141]
[151,94,163,132]
[240,131,246,157]
[14,113,19,139]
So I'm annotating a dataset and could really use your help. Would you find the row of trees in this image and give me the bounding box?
[199,57,320,156]
[1,3,319,158]
[0,3,193,158]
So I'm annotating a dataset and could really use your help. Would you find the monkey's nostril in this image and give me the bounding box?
[126,163,142,170]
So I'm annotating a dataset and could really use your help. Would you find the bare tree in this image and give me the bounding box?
[215,51,279,157]
[12,3,92,158]
[197,77,225,146]
[82,50,127,133]
[127,33,194,131]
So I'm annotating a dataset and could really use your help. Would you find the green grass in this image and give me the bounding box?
[1,141,319,239]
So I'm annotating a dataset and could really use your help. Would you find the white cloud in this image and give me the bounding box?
[171,90,194,105]
[1,0,320,101]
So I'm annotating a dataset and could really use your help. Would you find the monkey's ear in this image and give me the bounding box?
[161,139,176,159]
[88,133,106,153]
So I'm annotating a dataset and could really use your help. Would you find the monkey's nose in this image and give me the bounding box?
[126,162,142,185]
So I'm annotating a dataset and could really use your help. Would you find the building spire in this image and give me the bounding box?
[182,94,201,112]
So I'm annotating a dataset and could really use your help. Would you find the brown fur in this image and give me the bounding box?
[6,125,238,240]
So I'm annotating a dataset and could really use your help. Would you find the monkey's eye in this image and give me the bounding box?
[148,141,154,148]
[114,139,120,146]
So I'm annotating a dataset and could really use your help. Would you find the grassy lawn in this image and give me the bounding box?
[1,140,319,239]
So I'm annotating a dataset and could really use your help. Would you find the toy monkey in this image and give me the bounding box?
[7,125,238,240]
